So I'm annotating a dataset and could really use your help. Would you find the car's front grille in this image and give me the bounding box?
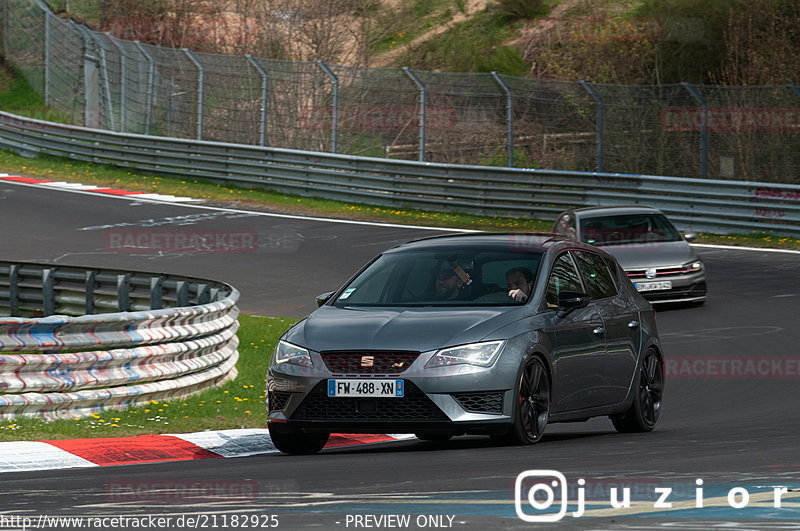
[626,265,699,279]
[291,381,447,421]
[268,391,292,411]
[452,391,505,415]
[321,351,420,375]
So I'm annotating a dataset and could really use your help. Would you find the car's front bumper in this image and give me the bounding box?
[627,270,707,304]
[267,350,516,435]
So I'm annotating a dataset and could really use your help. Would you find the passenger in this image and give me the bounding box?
[506,266,534,303]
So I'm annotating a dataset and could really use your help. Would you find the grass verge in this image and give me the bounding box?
[0,315,295,441]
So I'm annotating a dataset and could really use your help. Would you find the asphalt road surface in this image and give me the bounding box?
[1,181,799,530]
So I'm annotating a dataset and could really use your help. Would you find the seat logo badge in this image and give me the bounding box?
[645,268,657,279]
[361,356,375,367]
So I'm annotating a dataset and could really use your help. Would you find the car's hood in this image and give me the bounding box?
[285,305,518,353]
[600,240,698,270]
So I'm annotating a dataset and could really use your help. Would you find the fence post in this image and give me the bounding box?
[682,82,708,179]
[43,10,51,106]
[93,33,115,132]
[183,48,204,141]
[403,67,426,162]
[491,71,514,167]
[2,0,9,59]
[133,41,154,135]
[75,25,102,128]
[246,54,269,147]
[106,33,126,132]
[317,60,339,153]
[580,80,604,173]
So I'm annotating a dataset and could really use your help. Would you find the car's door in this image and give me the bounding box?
[574,251,640,404]
[545,252,607,412]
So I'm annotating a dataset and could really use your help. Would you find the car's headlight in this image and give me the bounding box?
[274,340,313,368]
[683,259,703,272]
[425,340,504,368]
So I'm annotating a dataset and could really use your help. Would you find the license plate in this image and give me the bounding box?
[327,379,404,398]
[635,280,672,292]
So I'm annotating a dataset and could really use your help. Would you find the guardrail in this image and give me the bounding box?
[0,260,240,420]
[1,110,800,237]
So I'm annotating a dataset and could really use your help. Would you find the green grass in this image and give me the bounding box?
[0,315,295,441]
[0,61,44,109]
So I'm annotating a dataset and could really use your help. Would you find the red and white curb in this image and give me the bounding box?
[0,429,413,473]
[0,174,198,202]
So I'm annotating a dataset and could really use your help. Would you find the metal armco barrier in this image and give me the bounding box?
[0,261,240,420]
[2,110,800,238]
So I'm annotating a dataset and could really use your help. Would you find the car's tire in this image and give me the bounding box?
[492,356,550,445]
[611,348,663,433]
[415,433,452,442]
[268,425,329,455]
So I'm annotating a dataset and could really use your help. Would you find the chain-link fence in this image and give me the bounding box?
[3,0,800,183]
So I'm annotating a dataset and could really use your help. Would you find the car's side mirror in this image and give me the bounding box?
[683,231,697,242]
[316,291,335,307]
[557,290,591,317]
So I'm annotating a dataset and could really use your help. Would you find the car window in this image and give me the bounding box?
[335,250,543,307]
[546,253,584,306]
[579,213,682,246]
[574,251,618,299]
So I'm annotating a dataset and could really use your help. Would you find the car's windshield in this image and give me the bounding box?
[333,249,543,307]
[579,213,682,246]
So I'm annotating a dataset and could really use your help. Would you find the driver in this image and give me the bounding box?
[506,266,534,303]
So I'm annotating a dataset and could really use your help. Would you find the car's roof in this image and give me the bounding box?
[387,232,564,253]
[571,205,664,218]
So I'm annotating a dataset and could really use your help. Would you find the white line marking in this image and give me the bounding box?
[1,178,473,232]
[692,243,800,255]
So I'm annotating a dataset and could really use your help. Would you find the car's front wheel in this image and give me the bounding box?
[611,348,663,433]
[493,356,550,445]
[269,425,329,455]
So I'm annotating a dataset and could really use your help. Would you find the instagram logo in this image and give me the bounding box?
[515,470,568,522]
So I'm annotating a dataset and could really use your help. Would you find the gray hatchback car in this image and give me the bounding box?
[267,233,663,454]
[553,206,707,304]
